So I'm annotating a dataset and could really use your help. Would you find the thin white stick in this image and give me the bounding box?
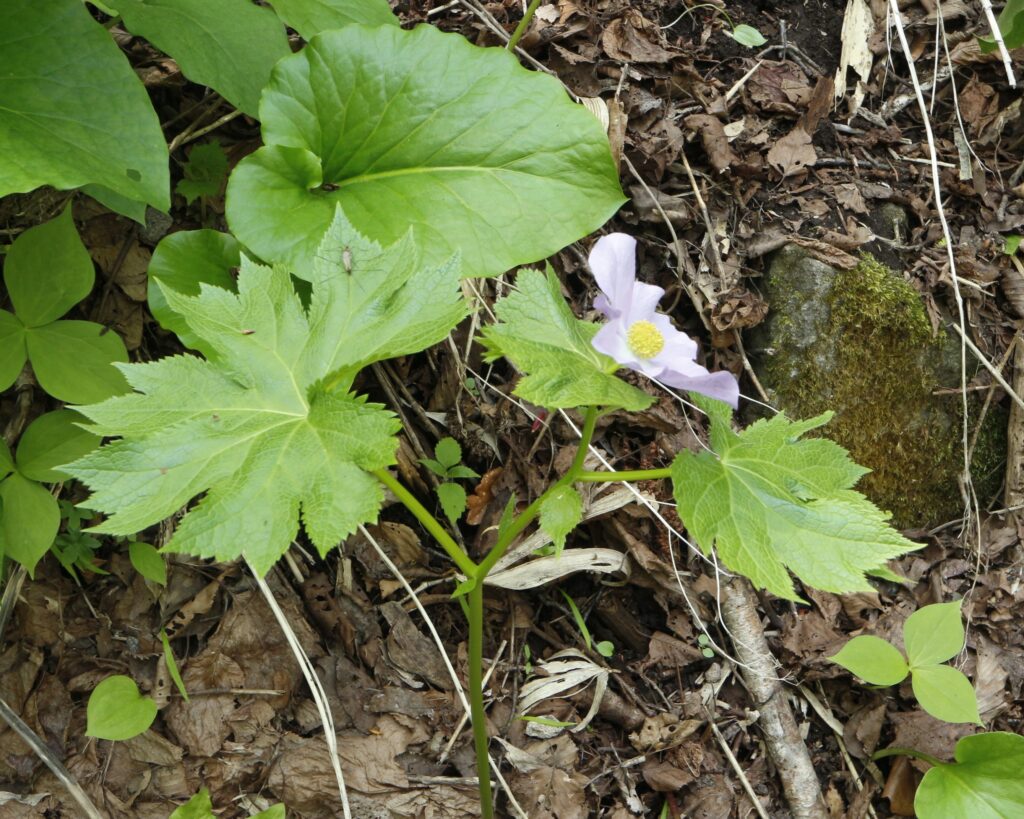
[249,564,351,819]
[887,0,975,531]
[357,526,528,819]
[979,0,1017,88]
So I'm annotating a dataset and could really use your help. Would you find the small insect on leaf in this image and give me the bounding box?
[240,329,255,335]
[342,246,353,273]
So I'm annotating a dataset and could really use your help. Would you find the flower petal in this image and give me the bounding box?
[660,368,740,408]
[592,319,636,366]
[623,281,666,324]
[647,314,697,364]
[589,234,637,317]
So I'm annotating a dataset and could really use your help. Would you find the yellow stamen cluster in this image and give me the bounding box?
[626,320,664,359]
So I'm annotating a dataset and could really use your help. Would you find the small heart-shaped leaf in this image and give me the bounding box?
[86,675,157,741]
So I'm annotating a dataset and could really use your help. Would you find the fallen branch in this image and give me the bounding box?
[721,577,828,819]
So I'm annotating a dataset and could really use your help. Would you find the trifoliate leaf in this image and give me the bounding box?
[175,141,229,205]
[66,209,466,575]
[436,482,467,527]
[671,396,921,599]
[911,665,982,725]
[829,635,909,686]
[915,733,1024,818]
[435,437,462,470]
[540,485,583,554]
[904,601,964,668]
[481,267,653,411]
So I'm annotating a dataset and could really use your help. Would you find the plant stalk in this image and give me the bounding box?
[506,0,544,51]
[372,468,477,577]
[467,581,493,818]
[872,747,944,768]
[577,466,672,483]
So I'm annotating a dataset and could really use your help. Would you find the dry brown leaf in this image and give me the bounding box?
[601,10,676,63]
[767,127,817,177]
[466,466,502,525]
[684,114,738,173]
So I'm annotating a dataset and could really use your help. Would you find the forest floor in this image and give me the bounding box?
[1,0,1022,817]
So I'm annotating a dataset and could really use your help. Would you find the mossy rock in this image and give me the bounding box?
[753,246,1005,529]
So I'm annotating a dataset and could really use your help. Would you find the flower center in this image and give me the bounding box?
[626,320,664,359]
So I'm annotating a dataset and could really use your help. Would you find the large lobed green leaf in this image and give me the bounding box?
[915,733,1024,818]
[226,24,624,278]
[672,396,921,599]
[480,267,653,411]
[116,0,291,117]
[66,210,466,574]
[0,0,169,210]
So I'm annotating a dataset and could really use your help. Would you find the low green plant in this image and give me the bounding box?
[663,4,767,48]
[0,410,99,573]
[420,437,480,526]
[980,0,1024,52]
[0,206,128,404]
[830,601,982,725]
[175,141,230,220]
[170,787,284,818]
[51,502,107,580]
[561,589,614,657]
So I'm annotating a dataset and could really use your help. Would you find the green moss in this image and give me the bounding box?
[763,251,1005,528]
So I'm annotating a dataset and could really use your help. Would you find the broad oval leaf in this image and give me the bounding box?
[25,320,129,404]
[226,24,624,278]
[0,473,60,575]
[16,409,100,483]
[267,0,397,37]
[129,541,167,586]
[86,675,157,741]
[915,732,1024,818]
[910,664,982,725]
[66,212,466,575]
[829,635,908,686]
[0,0,169,210]
[116,0,290,116]
[730,24,767,47]
[148,229,241,354]
[904,600,964,668]
[437,482,467,526]
[0,310,27,393]
[4,206,94,327]
[672,395,921,600]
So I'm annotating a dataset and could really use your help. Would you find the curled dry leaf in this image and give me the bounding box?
[465,466,502,525]
[484,547,628,590]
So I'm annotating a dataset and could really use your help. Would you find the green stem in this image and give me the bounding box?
[475,407,599,578]
[872,747,944,767]
[577,467,672,483]
[467,582,493,818]
[372,469,478,578]
[506,0,543,51]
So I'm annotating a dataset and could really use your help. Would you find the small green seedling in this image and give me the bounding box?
[52,502,107,580]
[176,141,229,221]
[663,4,767,48]
[86,674,157,741]
[421,437,479,526]
[170,787,285,818]
[697,633,715,658]
[830,601,982,725]
[561,589,614,658]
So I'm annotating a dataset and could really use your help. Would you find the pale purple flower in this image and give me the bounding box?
[589,233,740,408]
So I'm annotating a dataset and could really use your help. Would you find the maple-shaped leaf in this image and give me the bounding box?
[671,396,921,599]
[480,267,653,411]
[66,208,466,574]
